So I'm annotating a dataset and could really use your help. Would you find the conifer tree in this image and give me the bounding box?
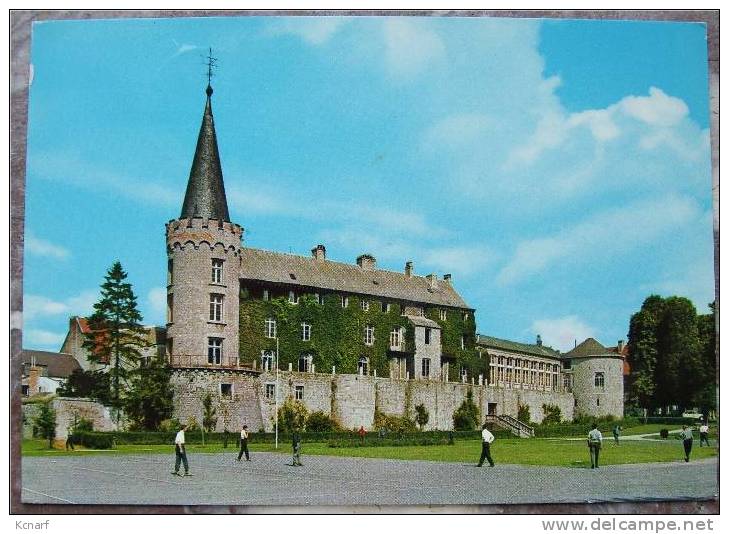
[83,261,148,414]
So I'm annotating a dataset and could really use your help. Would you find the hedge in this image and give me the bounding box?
[327,429,512,448]
[533,417,642,438]
[73,431,115,449]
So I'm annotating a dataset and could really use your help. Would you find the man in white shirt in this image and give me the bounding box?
[172,424,192,476]
[699,421,710,447]
[587,423,603,469]
[476,424,495,467]
[237,425,250,461]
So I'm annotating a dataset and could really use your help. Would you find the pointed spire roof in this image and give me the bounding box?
[564,337,620,359]
[180,84,230,222]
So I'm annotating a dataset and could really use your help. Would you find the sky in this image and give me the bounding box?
[22,15,713,354]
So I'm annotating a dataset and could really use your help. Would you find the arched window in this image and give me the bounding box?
[594,372,605,389]
[358,356,369,375]
[261,350,274,372]
[299,353,312,372]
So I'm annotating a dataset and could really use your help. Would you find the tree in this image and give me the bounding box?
[541,404,562,425]
[627,295,663,410]
[414,403,429,431]
[277,397,308,433]
[202,393,218,432]
[83,261,149,414]
[56,369,111,404]
[453,389,481,430]
[695,301,717,414]
[123,357,174,430]
[34,402,56,449]
[517,403,531,425]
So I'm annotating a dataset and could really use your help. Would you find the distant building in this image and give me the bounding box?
[20,349,81,396]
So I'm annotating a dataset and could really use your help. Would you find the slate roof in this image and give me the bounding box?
[21,350,81,378]
[180,86,230,222]
[564,338,622,360]
[239,247,471,309]
[476,335,562,360]
[406,315,441,329]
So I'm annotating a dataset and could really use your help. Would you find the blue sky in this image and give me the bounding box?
[23,16,713,353]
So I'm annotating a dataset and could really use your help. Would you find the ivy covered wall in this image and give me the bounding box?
[239,284,478,379]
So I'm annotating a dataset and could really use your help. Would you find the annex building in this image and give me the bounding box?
[157,82,623,432]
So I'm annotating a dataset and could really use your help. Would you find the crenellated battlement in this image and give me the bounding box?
[166,217,243,252]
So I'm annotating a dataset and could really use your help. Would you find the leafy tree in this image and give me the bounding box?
[56,369,111,404]
[277,397,309,432]
[517,403,531,425]
[373,410,417,433]
[123,358,174,430]
[695,302,717,414]
[414,403,429,431]
[34,402,56,448]
[307,411,341,432]
[201,392,218,432]
[627,295,664,410]
[541,404,562,425]
[83,261,149,413]
[453,389,480,430]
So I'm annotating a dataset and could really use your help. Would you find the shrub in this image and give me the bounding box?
[33,402,56,448]
[73,417,94,433]
[541,404,562,425]
[306,411,341,432]
[158,418,182,433]
[414,404,429,431]
[373,410,417,433]
[517,404,531,425]
[453,389,480,431]
[277,397,309,432]
[660,428,669,439]
[73,431,115,449]
[202,393,218,432]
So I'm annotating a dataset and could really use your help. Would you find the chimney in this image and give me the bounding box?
[443,274,452,283]
[617,339,624,353]
[405,261,413,277]
[28,366,41,396]
[356,254,376,270]
[426,273,438,290]
[311,244,326,261]
[536,334,542,347]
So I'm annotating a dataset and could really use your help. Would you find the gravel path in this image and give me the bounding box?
[21,452,718,506]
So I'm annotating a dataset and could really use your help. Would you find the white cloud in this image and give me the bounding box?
[24,328,66,349]
[24,290,97,320]
[497,194,701,286]
[26,232,70,260]
[531,316,597,353]
[383,18,445,80]
[424,113,493,150]
[267,17,349,45]
[420,246,495,277]
[620,87,689,127]
[146,287,167,324]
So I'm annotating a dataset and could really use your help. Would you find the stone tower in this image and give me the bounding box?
[166,83,243,368]
[565,338,624,419]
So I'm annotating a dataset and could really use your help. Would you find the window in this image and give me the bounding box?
[261,350,274,372]
[425,327,432,345]
[288,291,298,304]
[212,259,223,283]
[341,295,349,308]
[301,322,311,341]
[315,293,324,305]
[358,356,369,375]
[263,289,270,301]
[364,326,374,346]
[382,301,390,313]
[167,258,173,285]
[265,383,276,400]
[208,337,223,365]
[390,327,403,348]
[209,294,224,322]
[421,358,430,378]
[461,335,466,350]
[439,309,447,321]
[167,293,174,323]
[265,318,277,339]
[596,398,600,406]
[594,372,605,389]
[295,385,304,400]
[166,338,173,359]
[361,299,370,311]
[299,354,312,372]
[462,312,470,321]
[220,383,232,398]
[460,366,468,382]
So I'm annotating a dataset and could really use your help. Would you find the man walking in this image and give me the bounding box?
[699,421,710,447]
[172,424,192,476]
[291,430,303,467]
[587,423,603,469]
[476,423,495,467]
[612,424,621,445]
[679,425,694,462]
[237,425,251,461]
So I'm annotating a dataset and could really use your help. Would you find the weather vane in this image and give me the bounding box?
[205,47,218,86]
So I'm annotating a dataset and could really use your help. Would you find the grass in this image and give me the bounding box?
[22,437,717,468]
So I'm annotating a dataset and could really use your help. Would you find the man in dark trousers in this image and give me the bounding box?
[237,425,250,461]
[172,424,192,476]
[699,421,710,447]
[587,423,603,469]
[679,425,694,462]
[291,430,303,466]
[476,423,495,467]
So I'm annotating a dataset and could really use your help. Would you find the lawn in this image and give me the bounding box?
[22,437,717,467]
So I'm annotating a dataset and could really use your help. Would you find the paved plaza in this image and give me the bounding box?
[22,452,718,506]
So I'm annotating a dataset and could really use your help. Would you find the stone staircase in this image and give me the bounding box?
[484,414,534,438]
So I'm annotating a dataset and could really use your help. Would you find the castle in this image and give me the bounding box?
[163,82,624,432]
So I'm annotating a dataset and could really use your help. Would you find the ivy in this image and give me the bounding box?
[240,289,479,379]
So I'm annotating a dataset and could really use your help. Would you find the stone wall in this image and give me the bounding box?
[171,370,580,431]
[22,397,118,444]
[571,356,624,419]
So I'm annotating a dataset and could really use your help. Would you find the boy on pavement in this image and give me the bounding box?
[587,423,603,469]
[237,424,251,461]
[172,424,192,476]
[476,423,495,467]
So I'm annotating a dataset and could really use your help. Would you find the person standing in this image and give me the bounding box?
[291,430,303,467]
[358,426,366,445]
[476,423,495,467]
[612,425,621,445]
[587,423,603,469]
[679,425,694,462]
[237,424,250,461]
[172,424,192,476]
[699,421,710,447]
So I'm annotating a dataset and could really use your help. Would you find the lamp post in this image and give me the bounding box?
[275,336,279,450]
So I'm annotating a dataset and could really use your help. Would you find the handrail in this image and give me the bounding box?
[484,414,534,437]
[168,354,256,371]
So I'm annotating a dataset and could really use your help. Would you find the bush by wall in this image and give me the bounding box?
[73,431,115,449]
